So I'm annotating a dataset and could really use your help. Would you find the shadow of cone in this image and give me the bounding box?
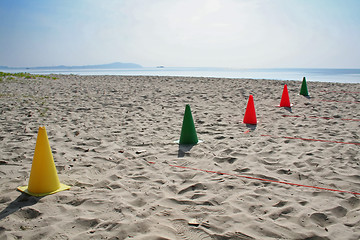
[300,77,309,96]
[17,126,70,197]
[179,104,199,145]
[243,95,257,125]
[278,84,293,107]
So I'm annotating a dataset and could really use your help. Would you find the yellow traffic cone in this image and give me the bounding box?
[17,126,70,196]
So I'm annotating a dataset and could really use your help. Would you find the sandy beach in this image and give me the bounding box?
[0,74,359,239]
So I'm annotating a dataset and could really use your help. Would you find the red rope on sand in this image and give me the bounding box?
[282,115,360,122]
[166,164,360,195]
[261,134,360,146]
[146,162,360,195]
[319,90,360,94]
[318,99,360,103]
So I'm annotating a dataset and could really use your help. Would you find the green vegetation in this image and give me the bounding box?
[39,107,49,117]
[0,72,54,117]
[0,71,54,80]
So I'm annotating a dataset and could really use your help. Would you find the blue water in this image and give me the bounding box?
[3,67,360,83]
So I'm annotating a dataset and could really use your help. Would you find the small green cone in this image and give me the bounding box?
[179,104,198,145]
[300,77,309,96]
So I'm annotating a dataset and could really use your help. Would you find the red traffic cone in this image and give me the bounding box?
[243,95,257,125]
[278,84,292,107]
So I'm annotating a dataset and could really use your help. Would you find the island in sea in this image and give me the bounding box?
[0,62,143,70]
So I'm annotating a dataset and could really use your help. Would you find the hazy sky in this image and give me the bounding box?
[1,0,359,68]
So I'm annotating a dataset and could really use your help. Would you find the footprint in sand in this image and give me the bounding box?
[17,208,42,219]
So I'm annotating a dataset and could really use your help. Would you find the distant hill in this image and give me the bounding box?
[0,62,143,70]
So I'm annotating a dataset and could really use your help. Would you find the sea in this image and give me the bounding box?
[3,67,360,84]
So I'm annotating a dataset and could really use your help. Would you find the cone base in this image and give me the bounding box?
[174,140,203,145]
[243,120,258,125]
[17,183,70,197]
[276,104,293,107]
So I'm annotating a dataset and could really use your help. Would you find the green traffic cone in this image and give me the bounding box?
[179,104,198,145]
[300,77,309,96]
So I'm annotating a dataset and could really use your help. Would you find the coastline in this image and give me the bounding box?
[1,67,360,83]
[0,74,359,239]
